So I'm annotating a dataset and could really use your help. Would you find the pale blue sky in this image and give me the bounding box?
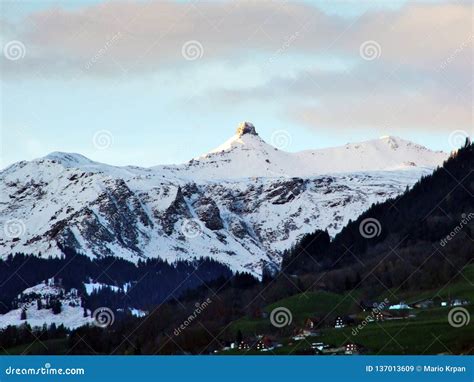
[1,0,472,168]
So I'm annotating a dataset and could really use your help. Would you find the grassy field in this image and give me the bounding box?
[230,290,359,335]
[378,264,474,304]
[224,266,474,355]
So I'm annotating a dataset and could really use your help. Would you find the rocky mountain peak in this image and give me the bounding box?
[236,122,257,137]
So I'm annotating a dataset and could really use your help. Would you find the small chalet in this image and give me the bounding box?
[311,342,329,352]
[255,336,275,351]
[388,302,412,310]
[412,299,434,309]
[334,316,345,329]
[451,299,469,307]
[375,312,385,322]
[344,342,364,355]
[305,317,322,330]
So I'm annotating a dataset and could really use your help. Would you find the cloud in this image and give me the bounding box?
[2,1,470,77]
[1,1,471,134]
[213,57,472,131]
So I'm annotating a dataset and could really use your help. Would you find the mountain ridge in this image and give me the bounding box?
[0,123,448,275]
[4,122,446,178]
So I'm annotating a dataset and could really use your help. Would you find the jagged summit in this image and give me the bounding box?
[181,124,448,179]
[236,122,258,137]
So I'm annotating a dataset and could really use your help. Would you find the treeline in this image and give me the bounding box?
[282,139,474,296]
[0,248,234,313]
[0,323,68,352]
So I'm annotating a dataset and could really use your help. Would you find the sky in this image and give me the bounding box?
[0,0,472,168]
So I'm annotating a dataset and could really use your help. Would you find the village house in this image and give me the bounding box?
[294,325,320,339]
[344,342,366,355]
[388,302,412,310]
[334,316,345,329]
[411,299,434,309]
[255,336,278,352]
[311,342,330,352]
[451,298,469,307]
[305,317,322,330]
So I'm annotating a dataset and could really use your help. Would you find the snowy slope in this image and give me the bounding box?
[0,281,94,330]
[160,122,447,179]
[0,280,146,329]
[0,122,448,275]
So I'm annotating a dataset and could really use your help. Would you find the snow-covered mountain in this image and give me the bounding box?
[162,122,446,179]
[0,122,447,275]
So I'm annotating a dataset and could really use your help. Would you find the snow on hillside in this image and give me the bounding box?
[0,302,93,330]
[0,281,94,330]
[0,122,448,275]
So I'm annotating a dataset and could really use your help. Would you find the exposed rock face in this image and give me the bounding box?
[193,197,224,230]
[0,125,444,276]
[236,121,257,136]
[160,186,192,235]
